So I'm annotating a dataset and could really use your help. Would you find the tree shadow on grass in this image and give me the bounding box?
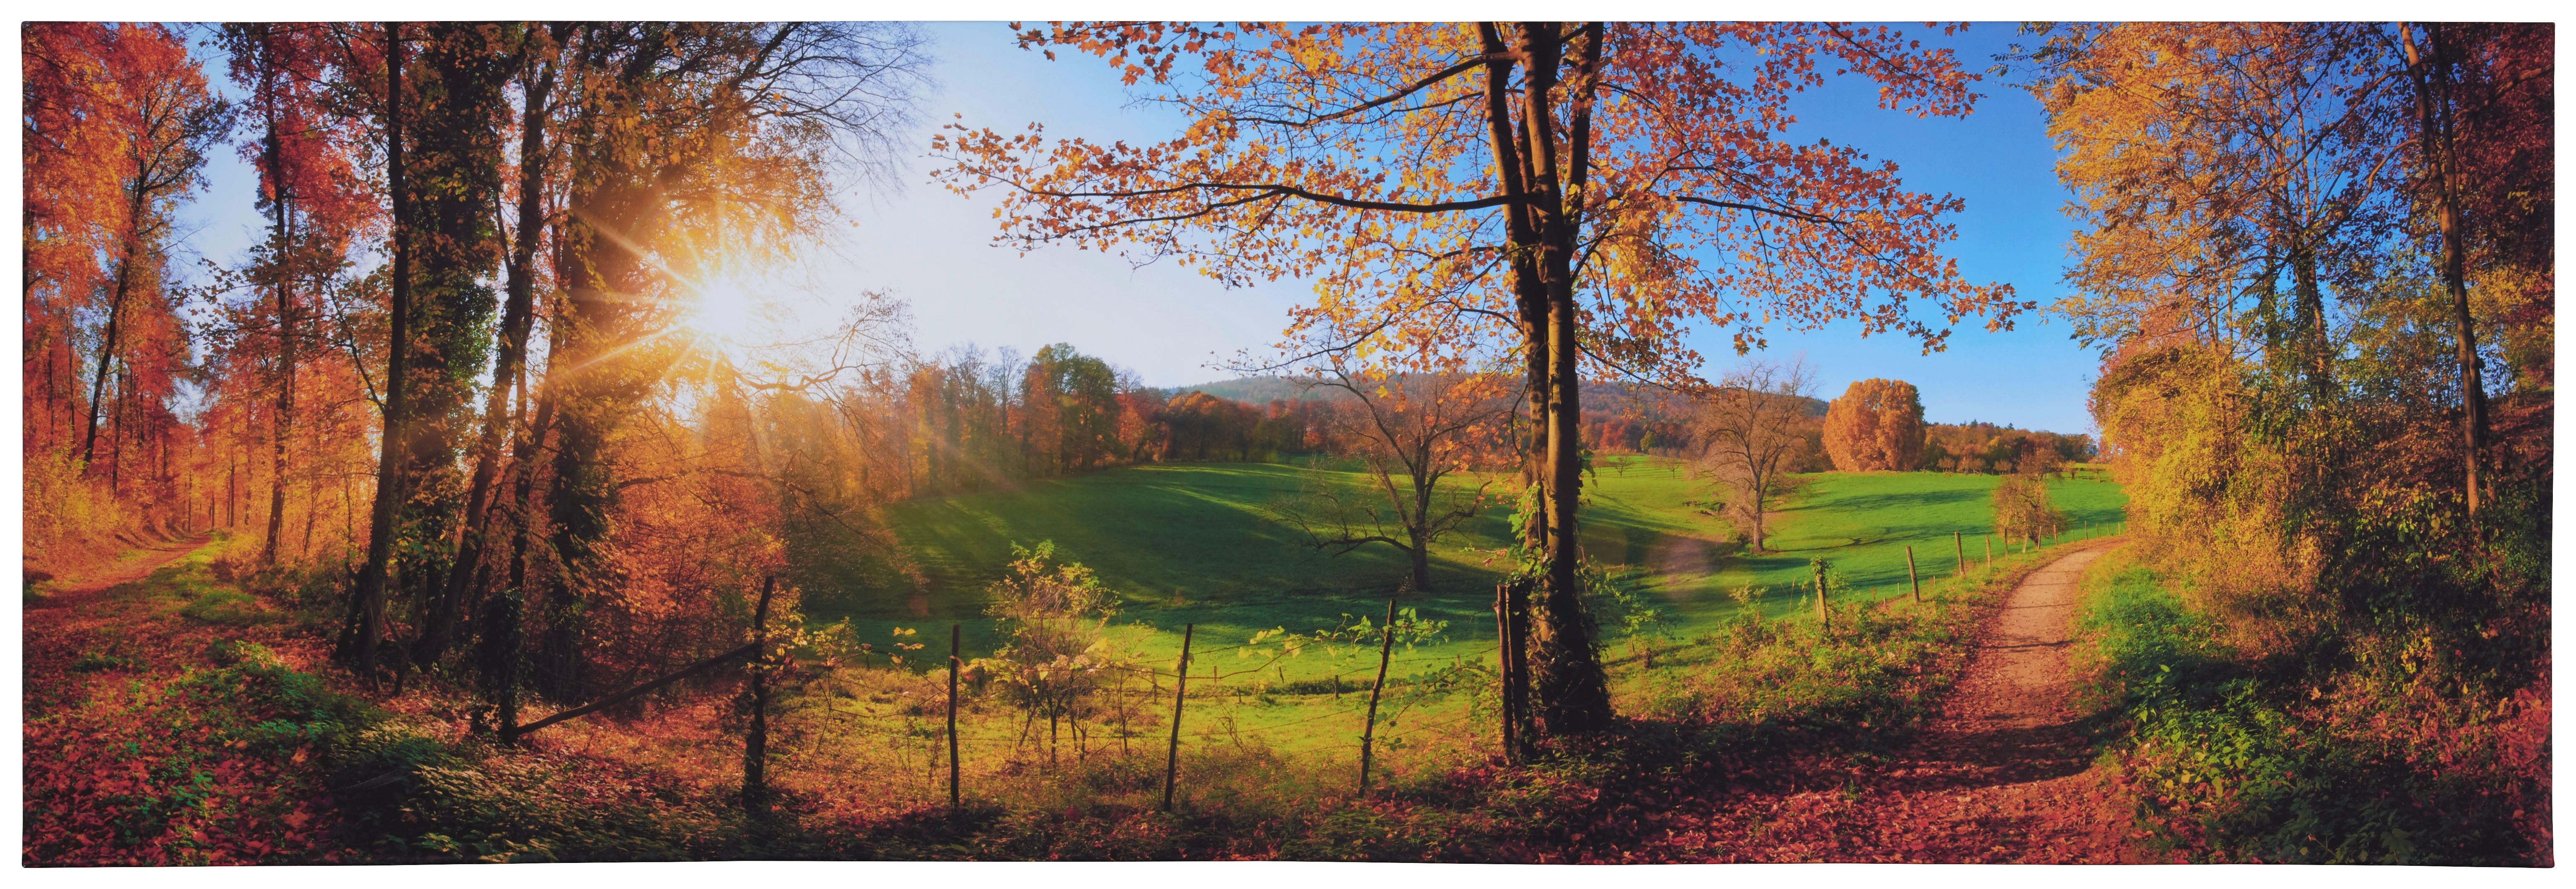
[1795,487,1988,516]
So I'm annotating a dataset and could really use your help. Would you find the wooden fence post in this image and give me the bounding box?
[1905,546,1921,604]
[1492,587,1515,762]
[742,576,775,816]
[1810,559,1829,630]
[948,622,961,814]
[1953,531,1964,578]
[1499,579,1530,764]
[1985,535,1993,572]
[1160,623,1194,813]
[1358,598,1397,795]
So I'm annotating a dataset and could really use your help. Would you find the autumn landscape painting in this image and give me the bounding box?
[19,20,2552,866]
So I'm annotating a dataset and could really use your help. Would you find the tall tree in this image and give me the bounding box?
[418,21,575,670]
[2397,23,2552,517]
[221,22,371,565]
[28,25,229,476]
[385,22,515,676]
[1693,358,1817,555]
[24,23,123,455]
[937,22,2017,736]
[346,21,411,675]
[1028,343,1123,472]
[2027,20,2551,528]
[2027,24,2407,391]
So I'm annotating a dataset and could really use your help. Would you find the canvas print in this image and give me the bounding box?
[19,19,2551,866]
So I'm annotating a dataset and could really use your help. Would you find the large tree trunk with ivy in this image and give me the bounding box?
[392,24,512,676]
[418,24,565,670]
[1511,21,1613,739]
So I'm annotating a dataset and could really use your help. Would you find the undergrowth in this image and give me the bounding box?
[2071,546,2551,865]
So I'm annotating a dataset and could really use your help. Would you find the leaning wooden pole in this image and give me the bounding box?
[1160,623,1194,813]
[948,622,961,814]
[1906,546,1922,604]
[1358,598,1397,795]
[1812,559,1830,630]
[1953,531,1965,578]
[509,640,756,739]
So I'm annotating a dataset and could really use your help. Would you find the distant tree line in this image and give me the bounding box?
[1579,375,2098,477]
[809,357,1350,503]
[1815,378,2097,474]
[1919,422,2097,476]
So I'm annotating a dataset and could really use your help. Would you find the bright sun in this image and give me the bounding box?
[680,276,778,355]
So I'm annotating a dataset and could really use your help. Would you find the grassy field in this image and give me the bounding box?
[801,457,2127,699]
[21,462,2129,860]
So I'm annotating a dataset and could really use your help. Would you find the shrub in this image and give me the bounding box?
[981,541,1125,764]
[1990,472,2069,546]
[2072,551,2550,865]
[23,446,130,562]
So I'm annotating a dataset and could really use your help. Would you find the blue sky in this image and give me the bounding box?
[181,21,2108,434]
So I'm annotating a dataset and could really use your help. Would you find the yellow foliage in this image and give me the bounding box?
[22,447,131,562]
[2091,343,2320,651]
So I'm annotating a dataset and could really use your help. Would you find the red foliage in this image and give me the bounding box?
[22,544,342,865]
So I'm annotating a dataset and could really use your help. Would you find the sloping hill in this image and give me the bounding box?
[806,458,2128,665]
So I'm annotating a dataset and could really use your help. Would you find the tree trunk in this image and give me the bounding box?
[419,36,559,670]
[1408,533,1432,593]
[391,24,513,681]
[80,251,136,471]
[346,22,410,677]
[1517,21,1612,738]
[2403,23,2489,517]
[2287,245,2335,398]
[742,576,776,815]
[1476,23,1547,555]
[261,117,297,567]
[1480,21,1542,747]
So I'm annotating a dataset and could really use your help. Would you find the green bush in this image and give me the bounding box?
[2074,559,2546,865]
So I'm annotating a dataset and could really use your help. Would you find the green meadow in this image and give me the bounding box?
[803,456,2128,687]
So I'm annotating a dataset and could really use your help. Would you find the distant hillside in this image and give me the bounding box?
[1581,379,1826,421]
[1160,376,1823,416]
[1160,376,1349,404]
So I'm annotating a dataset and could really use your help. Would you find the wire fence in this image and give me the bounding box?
[761,617,1510,814]
[792,643,1499,746]
[635,523,2141,808]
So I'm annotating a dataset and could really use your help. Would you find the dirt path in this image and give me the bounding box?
[1616,542,2156,863]
[24,536,219,716]
[23,535,358,865]
[1836,543,2151,863]
[24,535,212,621]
